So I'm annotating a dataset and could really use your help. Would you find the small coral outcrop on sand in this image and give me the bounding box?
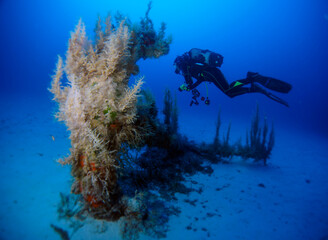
[207,105,275,165]
[50,3,171,221]
[236,105,275,164]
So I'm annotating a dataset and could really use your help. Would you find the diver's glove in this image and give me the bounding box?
[178,83,190,92]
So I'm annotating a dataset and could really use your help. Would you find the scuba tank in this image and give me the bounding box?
[189,48,223,68]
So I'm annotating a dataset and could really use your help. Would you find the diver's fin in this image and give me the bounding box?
[266,92,289,107]
[247,72,292,93]
[251,83,289,107]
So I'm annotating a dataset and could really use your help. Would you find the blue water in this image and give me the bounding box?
[0,0,328,239]
[1,0,328,135]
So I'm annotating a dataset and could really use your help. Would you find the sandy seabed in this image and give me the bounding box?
[0,94,327,240]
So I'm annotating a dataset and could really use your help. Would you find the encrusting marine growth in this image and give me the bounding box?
[50,1,171,222]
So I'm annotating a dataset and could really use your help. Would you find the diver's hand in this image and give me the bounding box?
[179,83,190,92]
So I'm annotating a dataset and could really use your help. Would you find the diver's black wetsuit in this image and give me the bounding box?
[182,63,258,98]
[174,48,292,107]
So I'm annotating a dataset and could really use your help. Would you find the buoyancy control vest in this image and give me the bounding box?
[188,48,223,67]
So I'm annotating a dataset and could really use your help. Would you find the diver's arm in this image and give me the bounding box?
[183,74,193,87]
[182,66,193,87]
[188,80,202,90]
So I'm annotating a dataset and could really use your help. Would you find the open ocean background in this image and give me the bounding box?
[0,0,327,239]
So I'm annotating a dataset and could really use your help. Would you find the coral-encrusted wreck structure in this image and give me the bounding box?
[50,3,275,239]
[50,2,171,222]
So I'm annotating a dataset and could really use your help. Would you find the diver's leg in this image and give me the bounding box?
[225,86,251,97]
[209,70,230,92]
[188,80,203,90]
[228,78,251,88]
[203,69,289,107]
[224,77,253,95]
[247,72,292,93]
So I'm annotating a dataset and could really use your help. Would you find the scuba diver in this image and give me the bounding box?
[174,48,292,107]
